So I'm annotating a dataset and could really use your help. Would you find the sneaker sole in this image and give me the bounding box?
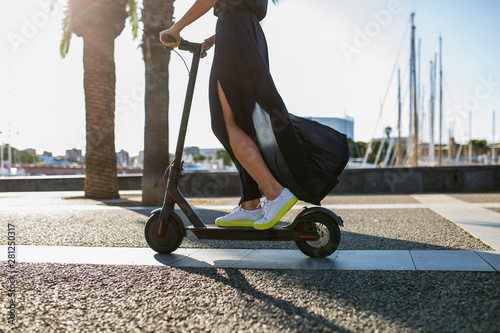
[253,196,298,230]
[215,220,255,227]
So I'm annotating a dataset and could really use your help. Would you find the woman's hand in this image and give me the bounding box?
[202,40,212,52]
[159,0,218,47]
[159,25,181,47]
[202,35,215,52]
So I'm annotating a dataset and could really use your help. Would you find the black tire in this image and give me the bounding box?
[145,211,184,254]
[295,212,341,258]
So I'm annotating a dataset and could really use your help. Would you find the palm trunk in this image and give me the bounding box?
[83,31,119,198]
[141,0,174,206]
[69,0,128,199]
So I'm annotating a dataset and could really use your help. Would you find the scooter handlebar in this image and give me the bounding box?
[162,34,183,46]
[161,34,206,57]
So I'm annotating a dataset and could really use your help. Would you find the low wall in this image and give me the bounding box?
[335,165,500,194]
[0,174,143,193]
[1,166,499,195]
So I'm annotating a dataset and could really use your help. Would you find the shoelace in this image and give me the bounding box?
[231,205,244,214]
[257,200,270,216]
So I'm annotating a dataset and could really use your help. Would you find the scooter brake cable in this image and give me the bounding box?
[163,156,177,191]
[169,47,191,75]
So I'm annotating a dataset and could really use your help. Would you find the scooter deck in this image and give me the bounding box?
[187,225,320,241]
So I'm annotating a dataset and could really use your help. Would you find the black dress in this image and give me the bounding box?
[209,0,349,206]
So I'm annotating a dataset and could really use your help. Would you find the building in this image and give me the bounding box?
[116,150,130,167]
[65,148,83,163]
[26,148,36,155]
[308,117,354,140]
[138,150,144,165]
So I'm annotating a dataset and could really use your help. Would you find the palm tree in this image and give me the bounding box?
[140,0,174,205]
[60,0,138,199]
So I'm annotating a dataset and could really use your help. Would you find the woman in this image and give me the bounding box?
[160,0,349,230]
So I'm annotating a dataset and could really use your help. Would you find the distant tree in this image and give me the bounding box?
[365,140,390,165]
[1,146,39,164]
[216,149,233,167]
[193,154,207,163]
[356,141,368,157]
[384,126,392,138]
[20,150,39,164]
[348,139,368,158]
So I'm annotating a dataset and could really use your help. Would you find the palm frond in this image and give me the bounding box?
[127,0,139,39]
[59,0,139,57]
[59,4,73,58]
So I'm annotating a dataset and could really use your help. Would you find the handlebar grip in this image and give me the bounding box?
[161,34,177,44]
[161,34,205,56]
[161,34,191,51]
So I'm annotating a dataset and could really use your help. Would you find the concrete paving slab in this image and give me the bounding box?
[1,245,198,266]
[475,251,500,271]
[2,246,499,271]
[412,194,500,250]
[448,193,500,203]
[333,250,415,270]
[411,250,495,271]
[222,249,337,270]
[170,248,253,268]
[474,203,500,208]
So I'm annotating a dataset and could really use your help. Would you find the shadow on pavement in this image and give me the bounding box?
[151,255,500,332]
[172,264,352,332]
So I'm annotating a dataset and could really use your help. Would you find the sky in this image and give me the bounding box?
[1,0,499,157]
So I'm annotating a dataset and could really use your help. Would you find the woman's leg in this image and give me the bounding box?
[217,81,283,209]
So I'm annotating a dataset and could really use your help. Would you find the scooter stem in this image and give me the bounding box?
[158,41,204,234]
[173,42,203,167]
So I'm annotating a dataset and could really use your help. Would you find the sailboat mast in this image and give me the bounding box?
[397,69,402,166]
[417,38,422,159]
[408,14,414,162]
[410,13,418,166]
[469,111,472,163]
[438,36,443,165]
[429,59,435,165]
[493,110,496,164]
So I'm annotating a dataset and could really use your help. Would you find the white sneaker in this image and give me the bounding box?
[215,205,264,227]
[253,188,298,230]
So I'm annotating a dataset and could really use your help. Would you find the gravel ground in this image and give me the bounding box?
[170,194,421,206]
[0,207,492,251]
[48,193,420,207]
[1,263,498,332]
[178,208,493,251]
[0,209,149,248]
[487,208,500,214]
[448,193,500,203]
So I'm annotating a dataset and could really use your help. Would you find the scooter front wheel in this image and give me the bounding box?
[295,212,341,258]
[145,211,184,253]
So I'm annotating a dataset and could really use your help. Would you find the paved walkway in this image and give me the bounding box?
[2,192,499,271]
[2,192,499,332]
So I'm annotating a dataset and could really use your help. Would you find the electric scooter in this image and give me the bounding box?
[144,35,344,258]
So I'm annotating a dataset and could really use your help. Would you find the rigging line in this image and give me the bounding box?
[442,75,457,107]
[369,15,412,141]
[388,68,410,128]
[442,76,467,143]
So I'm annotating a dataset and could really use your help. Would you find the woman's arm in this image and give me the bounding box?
[159,0,218,47]
[203,34,216,51]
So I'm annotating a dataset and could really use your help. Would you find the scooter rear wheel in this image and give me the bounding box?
[295,212,341,258]
[145,211,184,254]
